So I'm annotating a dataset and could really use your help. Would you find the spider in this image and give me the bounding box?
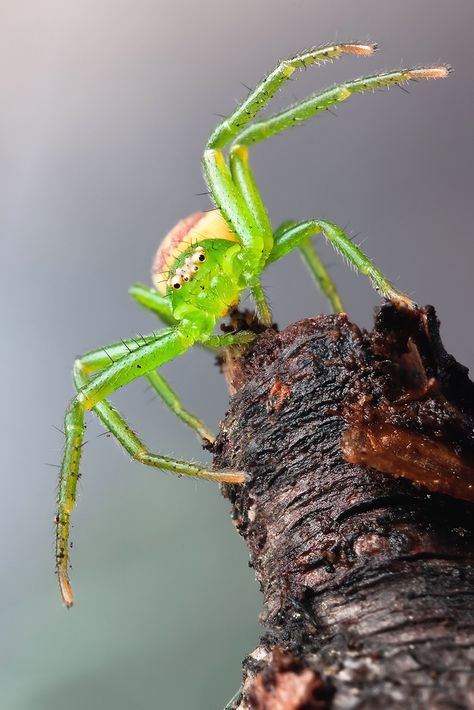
[56,42,449,607]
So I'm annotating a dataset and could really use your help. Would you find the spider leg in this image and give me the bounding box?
[227,143,343,316]
[77,332,164,373]
[146,370,215,444]
[203,44,376,322]
[202,148,272,326]
[129,283,177,326]
[300,239,344,313]
[148,335,258,440]
[78,335,216,442]
[56,327,246,606]
[203,144,274,323]
[205,332,256,349]
[227,144,274,324]
[78,332,251,446]
[207,43,376,150]
[232,65,449,147]
[271,219,343,313]
[204,48,446,321]
[222,63,446,311]
[228,145,272,253]
[202,148,263,273]
[77,327,189,407]
[267,219,414,309]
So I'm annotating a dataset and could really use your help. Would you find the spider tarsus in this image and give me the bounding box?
[409,66,450,80]
[204,470,249,484]
[58,572,74,608]
[343,42,377,56]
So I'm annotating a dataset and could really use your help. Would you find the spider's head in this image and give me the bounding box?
[152,210,242,320]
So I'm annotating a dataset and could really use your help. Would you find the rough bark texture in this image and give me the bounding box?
[213,304,474,710]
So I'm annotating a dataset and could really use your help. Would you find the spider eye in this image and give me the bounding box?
[184,257,199,273]
[191,248,206,264]
[170,275,183,290]
[176,267,191,282]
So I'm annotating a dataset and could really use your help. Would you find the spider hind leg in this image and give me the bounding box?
[267,219,414,308]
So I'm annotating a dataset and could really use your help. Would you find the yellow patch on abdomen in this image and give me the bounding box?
[152,210,238,294]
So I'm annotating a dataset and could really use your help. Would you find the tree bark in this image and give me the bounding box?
[213,303,474,710]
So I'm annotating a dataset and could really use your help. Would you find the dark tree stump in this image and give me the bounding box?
[213,304,474,710]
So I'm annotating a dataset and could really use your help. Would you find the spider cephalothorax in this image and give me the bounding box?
[152,210,243,322]
[55,42,449,606]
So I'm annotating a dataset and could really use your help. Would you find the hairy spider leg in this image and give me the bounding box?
[207,43,377,150]
[206,332,255,348]
[128,283,177,326]
[202,150,263,274]
[56,326,246,606]
[78,333,213,440]
[232,66,449,147]
[226,64,447,307]
[146,370,215,444]
[202,149,271,323]
[203,44,377,324]
[206,49,446,310]
[229,146,343,313]
[74,333,216,442]
[228,145,272,255]
[267,220,414,308]
[228,144,273,324]
[299,239,344,313]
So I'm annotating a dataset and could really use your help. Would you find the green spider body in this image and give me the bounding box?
[55,42,449,606]
[152,210,243,326]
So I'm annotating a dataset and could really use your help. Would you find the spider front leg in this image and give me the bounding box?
[231,67,449,148]
[56,326,246,607]
[202,148,272,324]
[128,283,177,326]
[229,146,344,314]
[203,43,446,319]
[203,44,378,325]
[267,219,414,308]
[207,43,377,150]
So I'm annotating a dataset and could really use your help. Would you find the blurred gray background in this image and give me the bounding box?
[1,1,473,708]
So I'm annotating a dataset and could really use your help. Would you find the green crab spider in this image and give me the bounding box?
[56,42,449,607]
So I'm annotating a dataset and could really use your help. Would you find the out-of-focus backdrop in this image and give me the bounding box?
[1,1,473,708]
